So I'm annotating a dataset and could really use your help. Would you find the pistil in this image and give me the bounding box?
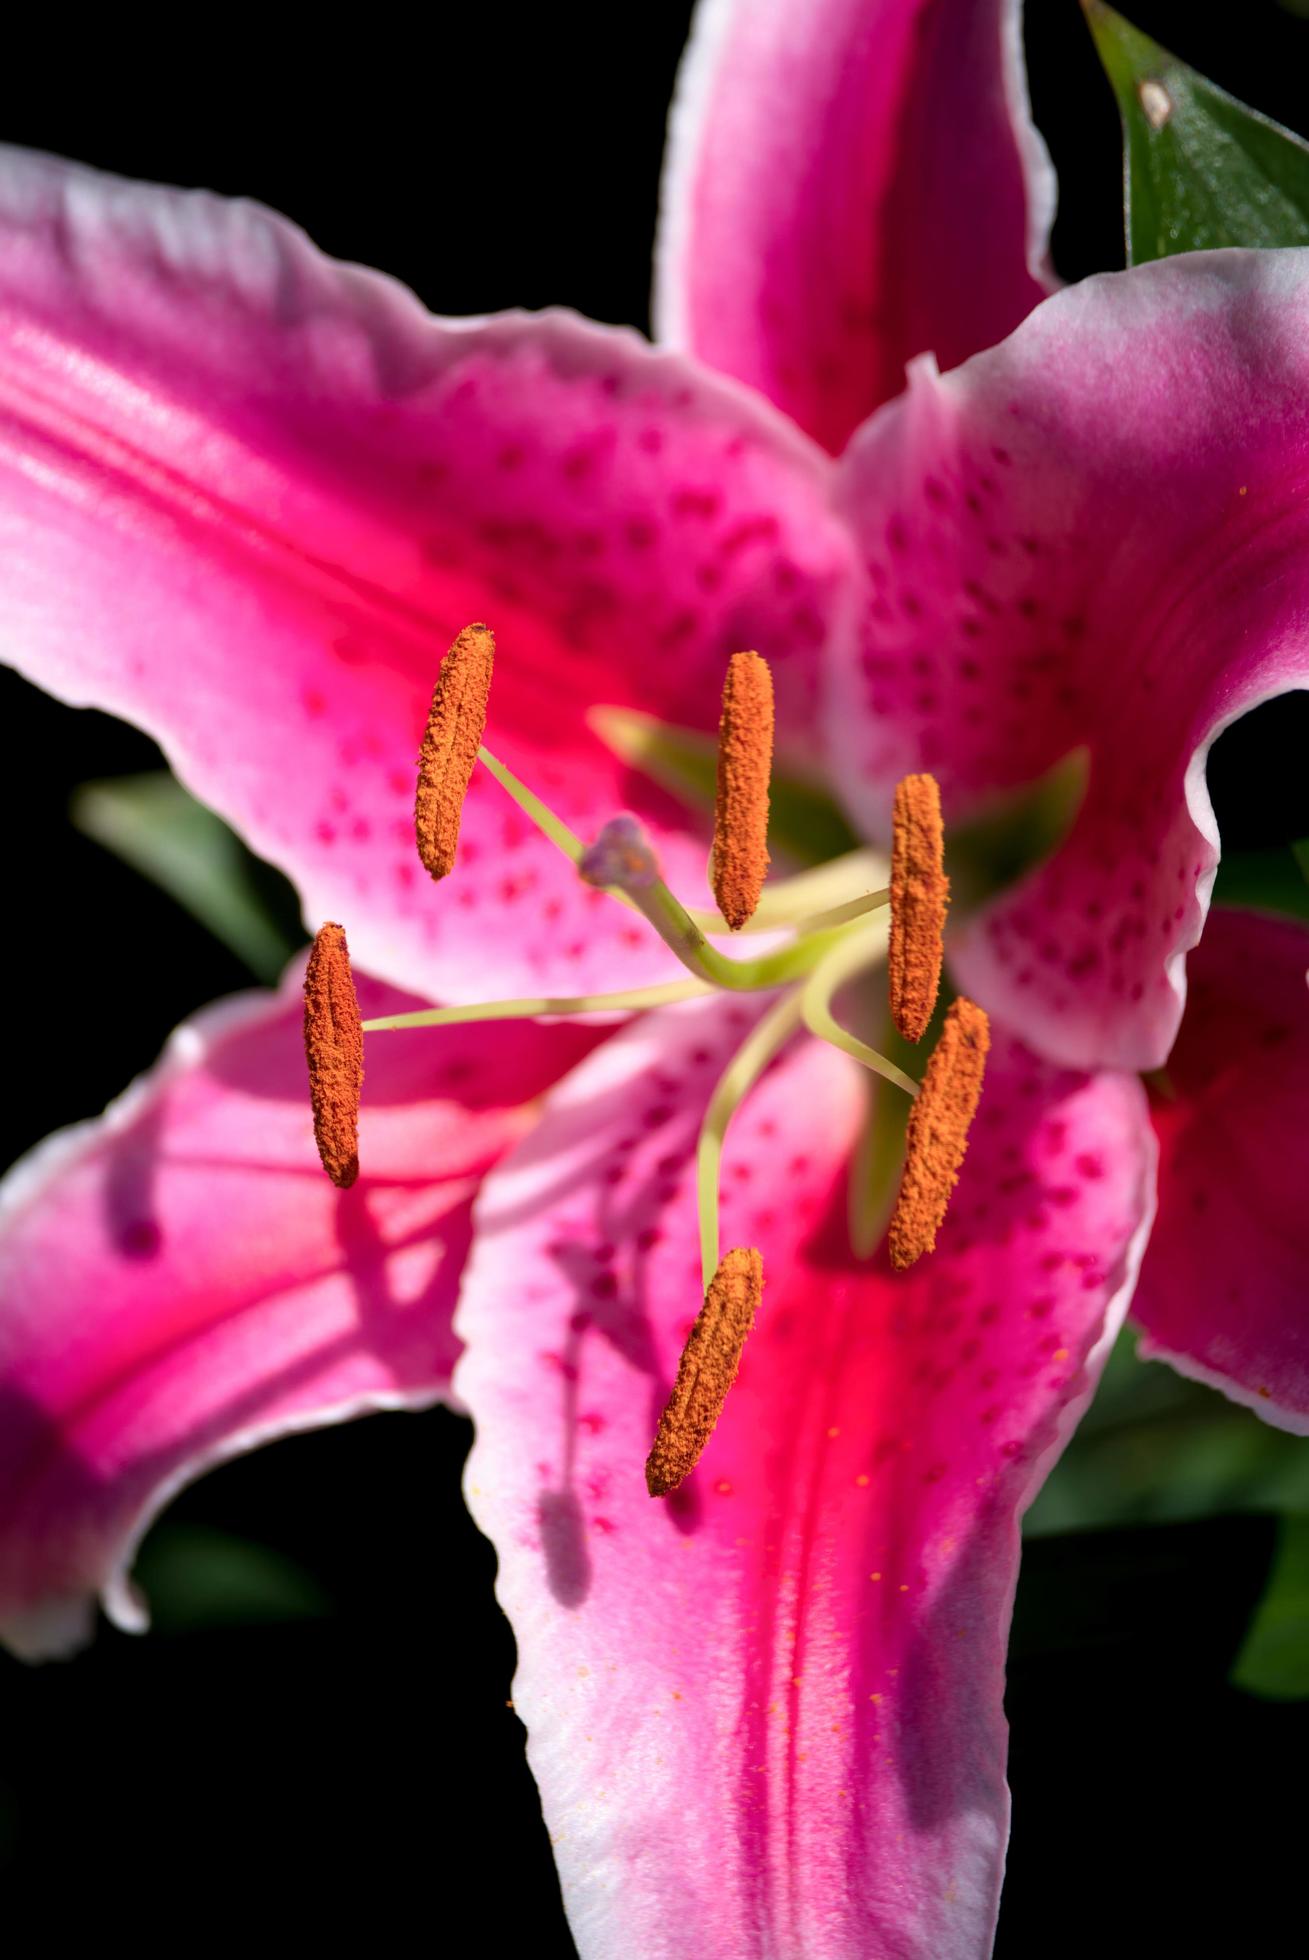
[579,814,875,993]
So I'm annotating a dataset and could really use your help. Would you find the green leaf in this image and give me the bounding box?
[1232,1515,1309,1699]
[71,771,305,984]
[945,748,1087,915]
[846,1000,921,1259]
[133,1522,332,1633]
[588,704,859,866]
[1027,1326,1309,1538]
[1212,844,1309,923]
[1085,3,1309,263]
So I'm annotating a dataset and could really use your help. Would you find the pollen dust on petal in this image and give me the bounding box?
[415,621,495,878]
[646,1248,763,1497]
[888,998,989,1270]
[303,922,364,1188]
[888,772,949,1044]
[711,651,773,931]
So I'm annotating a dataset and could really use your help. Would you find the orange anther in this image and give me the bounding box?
[712,651,773,930]
[888,998,989,1270]
[646,1248,763,1496]
[303,922,364,1188]
[415,622,495,878]
[888,772,949,1043]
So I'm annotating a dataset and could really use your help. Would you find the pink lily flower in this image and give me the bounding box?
[1,2,1306,1954]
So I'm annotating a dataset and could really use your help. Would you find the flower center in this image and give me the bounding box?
[303,623,991,1495]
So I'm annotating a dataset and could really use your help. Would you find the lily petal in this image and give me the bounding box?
[1133,908,1309,1433]
[458,997,1154,1957]
[0,144,852,1004]
[655,0,1055,454]
[0,962,595,1660]
[829,251,1309,1071]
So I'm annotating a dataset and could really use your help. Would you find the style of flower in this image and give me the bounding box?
[0,3,1305,1955]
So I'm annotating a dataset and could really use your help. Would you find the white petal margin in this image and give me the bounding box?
[0,960,583,1660]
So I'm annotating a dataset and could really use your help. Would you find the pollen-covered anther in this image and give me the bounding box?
[888,771,950,1043]
[303,922,365,1189]
[888,997,990,1271]
[711,650,774,930]
[415,622,495,878]
[646,1247,763,1497]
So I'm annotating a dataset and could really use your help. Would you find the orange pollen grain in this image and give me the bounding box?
[303,922,364,1189]
[415,622,495,878]
[711,651,774,930]
[888,997,990,1271]
[888,772,949,1043]
[646,1248,763,1497]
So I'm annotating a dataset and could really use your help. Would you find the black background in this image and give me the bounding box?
[1,4,1307,1953]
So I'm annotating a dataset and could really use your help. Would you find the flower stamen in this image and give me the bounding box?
[477,741,586,866]
[469,721,883,994]
[887,997,990,1270]
[801,931,920,1097]
[361,976,711,1034]
[415,622,495,879]
[888,772,949,1043]
[697,990,806,1285]
[646,1247,763,1497]
[712,650,773,931]
[303,922,364,1188]
[326,624,979,1385]
[692,848,888,934]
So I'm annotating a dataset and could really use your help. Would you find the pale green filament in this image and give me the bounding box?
[696,989,807,1289]
[686,848,887,934]
[780,887,890,934]
[362,977,710,1034]
[477,746,586,864]
[685,884,889,938]
[801,933,920,1099]
[370,740,919,1289]
[847,1070,913,1262]
[479,742,866,991]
